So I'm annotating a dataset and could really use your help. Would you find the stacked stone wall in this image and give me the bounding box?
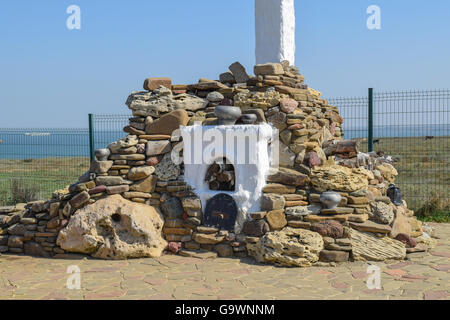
[0,61,430,265]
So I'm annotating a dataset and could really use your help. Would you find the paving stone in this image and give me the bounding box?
[178,249,217,259]
[0,222,447,300]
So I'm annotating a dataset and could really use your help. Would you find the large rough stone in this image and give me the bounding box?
[266,210,287,230]
[160,197,184,219]
[247,227,324,267]
[154,153,181,181]
[69,191,90,209]
[90,161,113,174]
[310,165,369,193]
[24,242,51,258]
[127,166,154,181]
[266,110,287,131]
[145,110,189,136]
[349,220,392,234]
[304,151,321,168]
[279,98,298,113]
[263,183,296,194]
[8,236,23,248]
[146,140,172,156]
[106,185,130,195]
[390,207,412,238]
[192,233,224,245]
[334,140,359,155]
[254,63,284,76]
[229,62,250,83]
[109,154,145,161]
[7,224,26,236]
[267,168,309,186]
[415,233,437,248]
[369,201,394,225]
[181,197,201,210]
[376,163,398,184]
[261,194,285,211]
[408,217,423,237]
[219,71,235,84]
[395,233,417,248]
[0,206,20,214]
[285,205,321,217]
[234,90,286,111]
[319,250,349,262]
[242,220,270,237]
[350,229,406,261]
[321,207,354,215]
[95,176,124,186]
[0,235,8,245]
[126,87,208,117]
[278,143,295,168]
[172,93,209,111]
[129,176,157,193]
[215,243,233,257]
[206,91,224,102]
[143,77,172,91]
[108,135,138,153]
[57,195,167,259]
[30,201,46,213]
[310,221,344,239]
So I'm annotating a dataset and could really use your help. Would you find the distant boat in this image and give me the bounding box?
[24,132,51,137]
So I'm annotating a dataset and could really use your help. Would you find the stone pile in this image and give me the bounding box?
[0,61,432,266]
[0,201,67,257]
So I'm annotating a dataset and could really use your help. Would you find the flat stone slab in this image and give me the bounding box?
[349,220,392,234]
[321,207,354,215]
[178,249,217,260]
[0,206,17,214]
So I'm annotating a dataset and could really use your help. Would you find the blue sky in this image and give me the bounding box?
[0,0,449,127]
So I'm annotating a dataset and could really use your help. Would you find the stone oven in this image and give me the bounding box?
[0,61,428,267]
[181,123,277,233]
[205,158,235,192]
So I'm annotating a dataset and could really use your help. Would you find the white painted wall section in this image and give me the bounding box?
[180,124,276,233]
[255,0,296,65]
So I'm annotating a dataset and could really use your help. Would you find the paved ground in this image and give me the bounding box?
[0,223,449,300]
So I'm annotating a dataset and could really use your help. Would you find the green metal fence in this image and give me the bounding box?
[0,128,90,205]
[328,89,450,212]
[1,89,449,212]
[90,114,131,153]
[0,115,130,205]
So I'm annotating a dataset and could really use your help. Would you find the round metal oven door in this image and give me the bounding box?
[204,193,238,232]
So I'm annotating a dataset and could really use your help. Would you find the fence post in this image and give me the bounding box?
[88,114,95,162]
[368,88,374,152]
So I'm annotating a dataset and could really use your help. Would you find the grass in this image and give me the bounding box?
[355,136,449,222]
[414,192,450,223]
[417,210,450,223]
[0,157,89,205]
[0,136,448,223]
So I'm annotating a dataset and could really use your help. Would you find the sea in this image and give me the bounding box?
[0,125,449,160]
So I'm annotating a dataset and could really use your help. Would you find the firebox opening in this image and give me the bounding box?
[205,157,235,192]
[111,213,121,223]
[204,193,238,232]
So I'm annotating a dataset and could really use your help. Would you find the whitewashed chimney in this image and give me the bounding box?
[255,0,296,65]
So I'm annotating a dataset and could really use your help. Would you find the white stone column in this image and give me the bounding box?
[255,0,296,65]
